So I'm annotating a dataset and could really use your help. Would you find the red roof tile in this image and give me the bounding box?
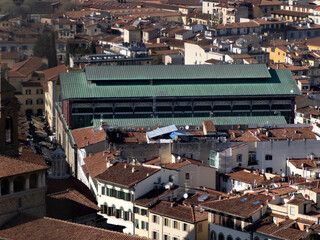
[8,56,46,78]
[43,64,67,82]
[95,162,160,187]
[149,201,208,223]
[0,215,150,240]
[46,189,100,220]
[201,194,272,218]
[71,127,106,149]
[0,154,48,179]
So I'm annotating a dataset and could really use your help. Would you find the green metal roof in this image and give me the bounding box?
[92,116,287,128]
[85,64,271,81]
[60,66,301,100]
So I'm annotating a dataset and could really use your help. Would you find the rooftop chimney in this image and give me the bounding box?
[132,167,135,173]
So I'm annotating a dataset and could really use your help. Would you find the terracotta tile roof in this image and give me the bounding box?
[18,148,47,166]
[201,194,272,218]
[227,169,265,185]
[46,189,100,220]
[71,127,106,149]
[0,215,150,240]
[183,192,222,206]
[1,51,19,60]
[46,176,95,202]
[250,218,308,240]
[106,130,147,144]
[134,188,175,207]
[230,127,316,141]
[230,129,261,142]
[289,158,317,169]
[268,186,297,196]
[163,154,210,170]
[8,56,46,78]
[83,150,117,178]
[149,201,208,223]
[272,9,309,17]
[43,64,67,82]
[0,154,48,179]
[95,162,160,187]
[287,197,309,205]
[144,157,161,165]
[203,120,216,133]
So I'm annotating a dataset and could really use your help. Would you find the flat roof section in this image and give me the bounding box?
[84,64,271,81]
[91,116,288,128]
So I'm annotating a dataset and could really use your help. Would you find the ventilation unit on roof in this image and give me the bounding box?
[240,198,247,202]
[253,201,260,205]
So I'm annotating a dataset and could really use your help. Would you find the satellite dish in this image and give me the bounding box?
[183,193,188,199]
[185,125,189,130]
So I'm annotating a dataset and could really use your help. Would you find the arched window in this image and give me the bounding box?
[1,179,10,195]
[37,98,43,104]
[254,237,260,240]
[5,116,13,144]
[26,99,32,105]
[14,176,25,192]
[227,235,233,240]
[218,233,225,240]
[235,238,241,240]
[29,173,38,189]
[211,231,217,240]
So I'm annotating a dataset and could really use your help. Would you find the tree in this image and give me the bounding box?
[48,31,58,68]
[33,34,50,58]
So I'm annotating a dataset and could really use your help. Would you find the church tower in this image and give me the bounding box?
[0,66,20,156]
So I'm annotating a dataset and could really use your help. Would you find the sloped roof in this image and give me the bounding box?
[46,189,100,220]
[8,56,46,78]
[71,127,106,149]
[43,64,67,82]
[0,215,150,240]
[149,201,208,223]
[201,194,272,218]
[95,162,160,187]
[0,154,48,179]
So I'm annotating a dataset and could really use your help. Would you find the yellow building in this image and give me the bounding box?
[268,46,288,63]
[148,201,208,240]
[306,37,320,51]
[18,81,44,117]
[43,65,67,131]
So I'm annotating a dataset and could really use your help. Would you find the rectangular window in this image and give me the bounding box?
[290,206,295,215]
[36,89,43,94]
[135,219,139,228]
[164,235,170,240]
[185,173,190,180]
[141,209,147,216]
[153,215,158,223]
[101,186,106,195]
[153,231,158,240]
[173,221,179,229]
[164,218,169,226]
[236,154,242,163]
[265,155,272,161]
[183,223,188,231]
[25,89,31,95]
[133,207,140,214]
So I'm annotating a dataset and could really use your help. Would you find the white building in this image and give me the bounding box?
[95,162,178,234]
